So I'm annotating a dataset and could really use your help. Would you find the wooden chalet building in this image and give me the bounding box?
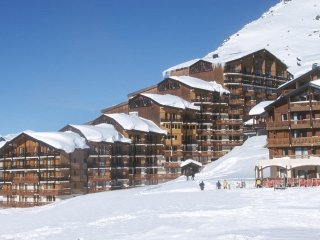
[164,49,292,133]
[92,113,168,185]
[157,76,236,160]
[0,131,88,207]
[127,93,201,175]
[256,66,320,187]
[61,123,131,192]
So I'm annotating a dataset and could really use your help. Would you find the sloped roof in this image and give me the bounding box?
[167,76,229,95]
[105,113,167,135]
[141,93,200,111]
[249,101,274,116]
[1,131,89,153]
[68,123,131,144]
[181,159,203,168]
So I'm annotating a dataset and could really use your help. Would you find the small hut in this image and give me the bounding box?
[181,159,203,176]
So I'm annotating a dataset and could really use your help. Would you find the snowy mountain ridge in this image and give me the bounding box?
[166,0,320,77]
[204,0,320,77]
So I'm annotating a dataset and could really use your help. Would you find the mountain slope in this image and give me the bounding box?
[203,0,320,76]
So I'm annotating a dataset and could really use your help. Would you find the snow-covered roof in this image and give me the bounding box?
[105,113,167,135]
[181,159,203,168]
[244,118,254,126]
[249,101,274,116]
[256,156,320,169]
[310,79,320,87]
[163,58,202,76]
[168,76,229,95]
[141,93,200,111]
[68,123,131,144]
[17,131,89,153]
[0,140,6,149]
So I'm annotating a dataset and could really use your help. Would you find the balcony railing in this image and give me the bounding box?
[267,138,290,147]
[12,176,39,184]
[268,136,320,147]
[266,121,289,130]
[39,188,71,196]
[229,99,244,105]
[163,162,180,168]
[290,119,311,129]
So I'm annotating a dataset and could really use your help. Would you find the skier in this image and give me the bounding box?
[199,181,205,191]
[223,179,228,189]
[216,180,221,189]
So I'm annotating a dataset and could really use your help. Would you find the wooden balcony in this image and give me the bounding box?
[266,121,289,130]
[211,152,225,158]
[215,119,242,125]
[290,102,310,112]
[228,109,243,115]
[312,102,320,110]
[39,188,71,196]
[267,138,290,147]
[312,120,320,128]
[229,89,242,95]
[16,189,38,196]
[213,130,243,136]
[244,91,255,97]
[157,173,181,180]
[89,175,111,182]
[0,189,17,195]
[12,176,39,184]
[290,120,311,129]
[229,99,244,105]
[163,162,180,168]
[291,136,320,146]
[0,201,48,208]
[212,140,243,147]
[88,187,111,193]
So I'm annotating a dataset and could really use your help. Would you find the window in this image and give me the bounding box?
[281,114,288,121]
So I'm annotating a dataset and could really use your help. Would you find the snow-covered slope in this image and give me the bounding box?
[204,0,320,76]
[166,0,320,77]
[1,136,320,240]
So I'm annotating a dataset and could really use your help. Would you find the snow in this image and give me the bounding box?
[244,118,254,126]
[68,123,131,144]
[141,93,200,110]
[257,156,320,169]
[2,135,320,240]
[168,76,230,95]
[105,113,167,135]
[311,78,320,87]
[164,58,201,75]
[22,131,89,153]
[249,101,274,116]
[180,159,202,168]
[165,0,320,77]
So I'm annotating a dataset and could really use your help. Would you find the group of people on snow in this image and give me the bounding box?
[184,167,195,181]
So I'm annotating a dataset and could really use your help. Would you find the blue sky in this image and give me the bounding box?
[0,0,278,135]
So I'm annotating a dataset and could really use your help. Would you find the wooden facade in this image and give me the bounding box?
[0,132,87,207]
[92,113,167,185]
[256,66,320,185]
[157,77,237,160]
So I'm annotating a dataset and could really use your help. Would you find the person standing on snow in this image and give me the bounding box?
[199,181,205,191]
[216,180,221,189]
[223,180,228,189]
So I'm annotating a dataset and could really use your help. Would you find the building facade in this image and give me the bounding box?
[256,66,320,187]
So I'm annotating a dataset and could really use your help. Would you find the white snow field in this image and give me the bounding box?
[1,135,320,240]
